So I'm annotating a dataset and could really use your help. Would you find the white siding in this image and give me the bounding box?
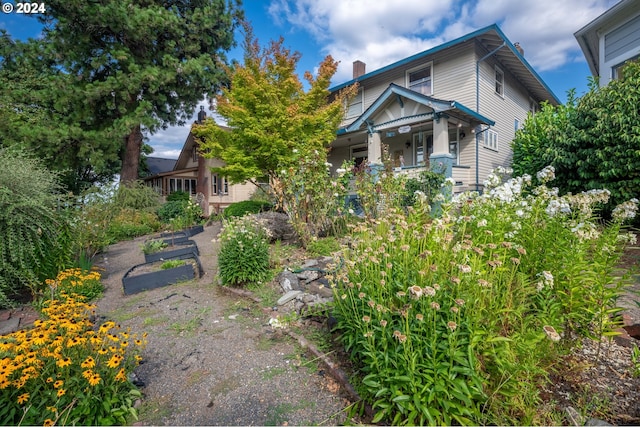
[474,43,532,189]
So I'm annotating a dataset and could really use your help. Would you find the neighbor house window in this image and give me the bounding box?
[483,130,498,151]
[407,64,432,95]
[346,88,363,118]
[169,178,197,195]
[514,118,520,132]
[529,98,538,115]
[211,175,228,195]
[612,55,640,80]
[192,146,198,162]
[495,66,504,96]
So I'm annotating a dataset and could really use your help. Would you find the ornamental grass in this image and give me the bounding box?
[0,269,146,426]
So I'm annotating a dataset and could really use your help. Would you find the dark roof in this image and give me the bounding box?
[145,157,177,175]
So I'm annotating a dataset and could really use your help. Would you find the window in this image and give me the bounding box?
[529,98,538,115]
[407,64,432,95]
[168,178,197,195]
[514,118,520,132]
[613,55,640,80]
[483,130,498,151]
[211,175,228,195]
[192,146,198,162]
[346,88,363,118]
[448,131,459,165]
[412,132,433,165]
[495,66,504,96]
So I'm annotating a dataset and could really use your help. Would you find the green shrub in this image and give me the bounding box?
[0,148,71,308]
[223,200,272,218]
[157,200,188,222]
[166,190,190,202]
[113,181,161,211]
[401,169,445,207]
[106,208,161,242]
[217,216,271,287]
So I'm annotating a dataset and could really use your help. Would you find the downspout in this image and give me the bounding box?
[475,41,506,192]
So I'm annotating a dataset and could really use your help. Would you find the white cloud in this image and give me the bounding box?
[269,0,618,79]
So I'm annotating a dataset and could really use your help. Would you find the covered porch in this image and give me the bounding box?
[328,84,494,193]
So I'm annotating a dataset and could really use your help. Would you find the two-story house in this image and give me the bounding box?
[574,0,640,87]
[327,24,560,193]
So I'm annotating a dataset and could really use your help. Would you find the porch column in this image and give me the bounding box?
[430,114,454,213]
[368,131,382,164]
[429,114,454,179]
[368,131,384,179]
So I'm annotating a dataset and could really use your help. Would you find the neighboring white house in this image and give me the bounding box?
[574,0,640,87]
[328,24,560,193]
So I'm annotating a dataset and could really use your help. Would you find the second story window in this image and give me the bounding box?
[495,66,504,96]
[346,88,363,118]
[407,64,432,95]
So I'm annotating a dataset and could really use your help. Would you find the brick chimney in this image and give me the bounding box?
[353,60,366,79]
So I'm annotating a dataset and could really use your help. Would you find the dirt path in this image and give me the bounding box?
[93,224,350,426]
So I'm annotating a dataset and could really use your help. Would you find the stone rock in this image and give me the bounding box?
[251,212,297,243]
[585,418,613,426]
[297,269,320,282]
[306,281,333,298]
[278,271,301,292]
[0,317,20,335]
[277,290,303,306]
[301,259,319,268]
[564,406,584,426]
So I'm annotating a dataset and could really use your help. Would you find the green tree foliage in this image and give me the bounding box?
[192,25,356,243]
[0,1,242,191]
[192,24,356,192]
[0,148,71,308]
[512,61,640,213]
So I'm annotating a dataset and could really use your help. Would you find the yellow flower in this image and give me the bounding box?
[57,388,66,397]
[88,373,101,387]
[115,368,127,382]
[0,379,11,389]
[106,354,122,369]
[17,392,29,404]
[97,348,108,355]
[120,340,129,348]
[53,380,64,389]
[81,356,95,369]
[43,418,55,426]
[56,357,72,368]
[46,406,57,413]
[82,370,92,379]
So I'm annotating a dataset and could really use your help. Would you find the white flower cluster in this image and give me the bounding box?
[536,165,555,184]
[483,166,513,190]
[536,270,554,292]
[486,175,528,203]
[612,198,639,222]
[545,198,571,217]
[570,221,600,241]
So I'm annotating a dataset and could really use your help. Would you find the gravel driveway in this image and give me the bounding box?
[94,223,350,426]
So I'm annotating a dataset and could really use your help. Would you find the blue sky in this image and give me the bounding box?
[1,0,619,158]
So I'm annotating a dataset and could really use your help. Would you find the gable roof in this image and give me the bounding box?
[331,24,560,105]
[145,157,177,175]
[574,0,640,77]
[343,83,494,134]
